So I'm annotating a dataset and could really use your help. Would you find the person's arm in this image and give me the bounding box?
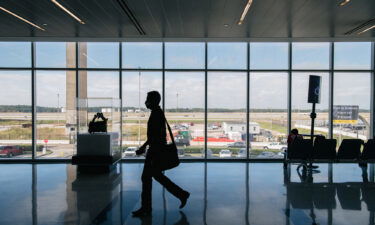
[136,140,149,155]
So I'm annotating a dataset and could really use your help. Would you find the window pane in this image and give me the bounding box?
[36,42,76,68]
[165,42,205,69]
[123,42,162,69]
[292,73,329,140]
[250,43,288,69]
[333,73,371,144]
[36,71,76,158]
[165,72,205,159]
[208,72,247,159]
[250,73,288,159]
[0,42,31,67]
[77,71,120,140]
[334,42,372,70]
[83,71,119,98]
[0,71,32,159]
[208,43,247,69]
[292,43,330,69]
[122,71,162,158]
[79,42,119,68]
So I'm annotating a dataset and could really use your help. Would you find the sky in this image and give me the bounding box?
[0,42,373,110]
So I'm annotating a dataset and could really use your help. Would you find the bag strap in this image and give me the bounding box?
[161,110,175,145]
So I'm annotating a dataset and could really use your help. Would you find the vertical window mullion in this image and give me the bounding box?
[246,42,250,160]
[31,42,36,160]
[119,42,123,158]
[287,42,292,134]
[370,42,375,139]
[162,42,165,111]
[204,42,208,160]
[329,42,334,139]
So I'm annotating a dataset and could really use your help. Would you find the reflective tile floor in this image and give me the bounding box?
[0,162,374,225]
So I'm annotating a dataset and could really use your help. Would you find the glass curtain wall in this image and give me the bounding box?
[207,43,247,159]
[165,43,205,159]
[249,43,289,159]
[0,41,374,160]
[0,42,32,159]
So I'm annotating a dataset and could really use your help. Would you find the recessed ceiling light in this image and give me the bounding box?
[238,0,253,25]
[51,0,85,24]
[339,0,351,6]
[0,6,46,31]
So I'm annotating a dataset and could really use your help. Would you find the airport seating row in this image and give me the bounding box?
[285,138,375,163]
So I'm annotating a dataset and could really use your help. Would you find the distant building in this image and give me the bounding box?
[101,108,112,113]
[222,122,260,135]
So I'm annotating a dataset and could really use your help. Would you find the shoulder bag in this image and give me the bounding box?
[152,111,180,171]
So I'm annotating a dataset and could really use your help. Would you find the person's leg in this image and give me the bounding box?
[141,157,153,210]
[133,157,153,216]
[152,169,190,208]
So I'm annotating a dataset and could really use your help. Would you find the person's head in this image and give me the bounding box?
[291,129,299,135]
[145,91,161,109]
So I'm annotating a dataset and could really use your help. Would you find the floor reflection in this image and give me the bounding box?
[0,163,374,225]
[284,164,375,225]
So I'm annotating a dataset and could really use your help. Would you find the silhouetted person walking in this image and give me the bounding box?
[132,91,190,217]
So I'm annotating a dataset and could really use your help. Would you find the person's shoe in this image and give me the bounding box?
[132,208,152,217]
[179,191,190,209]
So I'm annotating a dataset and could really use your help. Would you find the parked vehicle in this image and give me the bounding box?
[256,152,276,158]
[263,142,287,151]
[178,148,185,157]
[123,147,138,157]
[219,149,232,158]
[175,134,190,147]
[201,149,213,158]
[227,141,246,148]
[237,148,247,158]
[0,145,24,157]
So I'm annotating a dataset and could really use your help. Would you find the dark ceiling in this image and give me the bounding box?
[0,0,374,40]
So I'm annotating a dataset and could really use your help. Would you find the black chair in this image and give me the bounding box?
[336,183,361,210]
[361,185,375,211]
[312,184,336,209]
[313,138,337,160]
[336,139,363,160]
[360,139,375,161]
[287,139,313,160]
[287,183,313,209]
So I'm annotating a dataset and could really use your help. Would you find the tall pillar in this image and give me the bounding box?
[77,43,87,132]
[66,43,76,126]
[66,42,87,136]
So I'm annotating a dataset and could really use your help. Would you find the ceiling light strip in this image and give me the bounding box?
[358,25,375,35]
[238,0,253,25]
[339,0,351,6]
[51,0,85,24]
[0,6,46,31]
[345,18,375,35]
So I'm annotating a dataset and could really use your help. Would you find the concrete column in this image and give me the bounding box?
[66,42,87,136]
[66,42,76,126]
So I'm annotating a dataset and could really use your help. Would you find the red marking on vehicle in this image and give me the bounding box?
[44,139,48,143]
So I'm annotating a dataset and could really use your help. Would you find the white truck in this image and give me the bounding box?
[263,142,287,151]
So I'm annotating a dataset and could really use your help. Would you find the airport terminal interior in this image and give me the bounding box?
[0,0,375,224]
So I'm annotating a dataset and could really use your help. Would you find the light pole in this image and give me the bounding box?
[57,93,60,125]
[176,93,179,113]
